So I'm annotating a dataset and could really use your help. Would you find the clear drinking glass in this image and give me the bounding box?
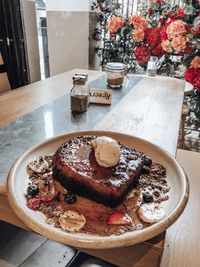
[146,56,158,76]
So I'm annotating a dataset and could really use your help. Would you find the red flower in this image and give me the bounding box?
[148,7,153,15]
[179,46,193,56]
[156,0,163,4]
[99,4,104,12]
[110,32,116,38]
[97,0,104,12]
[184,68,200,90]
[177,8,184,18]
[134,45,150,64]
[160,28,168,40]
[146,28,161,48]
[190,24,200,35]
[185,25,190,33]
[160,17,166,25]
[169,14,176,20]
[151,43,164,56]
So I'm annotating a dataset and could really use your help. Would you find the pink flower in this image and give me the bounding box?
[132,28,145,42]
[107,16,125,34]
[161,40,172,52]
[171,35,187,51]
[166,20,187,39]
[191,56,200,68]
[129,16,147,30]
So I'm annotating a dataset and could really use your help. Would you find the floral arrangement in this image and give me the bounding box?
[184,55,200,134]
[91,0,200,74]
[184,56,200,90]
[161,20,188,52]
[91,0,200,133]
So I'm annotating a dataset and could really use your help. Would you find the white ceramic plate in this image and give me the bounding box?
[7,131,189,249]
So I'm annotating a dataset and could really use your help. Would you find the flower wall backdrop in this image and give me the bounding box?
[91,0,200,133]
[91,0,200,78]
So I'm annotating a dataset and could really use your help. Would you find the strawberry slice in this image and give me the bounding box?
[26,198,42,211]
[107,211,132,226]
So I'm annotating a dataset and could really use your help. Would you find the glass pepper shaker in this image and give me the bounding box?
[70,74,90,113]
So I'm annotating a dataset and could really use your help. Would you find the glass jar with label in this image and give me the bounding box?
[106,62,127,88]
[70,75,90,113]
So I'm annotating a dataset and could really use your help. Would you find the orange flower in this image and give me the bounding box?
[161,40,172,53]
[132,28,145,42]
[129,15,147,30]
[171,35,187,51]
[166,20,187,39]
[107,16,125,34]
[191,56,200,68]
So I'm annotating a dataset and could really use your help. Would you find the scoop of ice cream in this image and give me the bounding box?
[91,136,120,167]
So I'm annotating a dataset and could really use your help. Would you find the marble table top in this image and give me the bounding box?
[0,75,141,182]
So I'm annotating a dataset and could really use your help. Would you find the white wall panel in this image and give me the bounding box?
[46,0,90,12]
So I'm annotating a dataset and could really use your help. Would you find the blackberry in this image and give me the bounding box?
[64,192,77,204]
[143,193,153,203]
[27,184,39,197]
[142,165,150,174]
[144,157,152,166]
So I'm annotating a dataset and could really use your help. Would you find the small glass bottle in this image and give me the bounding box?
[146,56,158,76]
[70,75,90,113]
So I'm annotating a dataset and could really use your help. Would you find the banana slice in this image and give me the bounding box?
[59,210,86,232]
[138,203,165,223]
[28,157,49,173]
